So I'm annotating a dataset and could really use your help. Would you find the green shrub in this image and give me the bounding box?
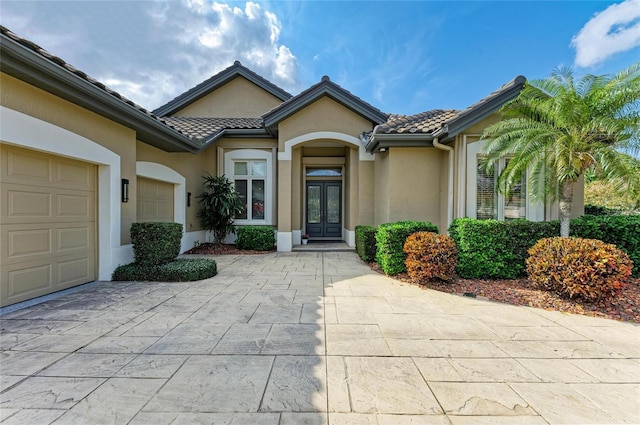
[112,258,217,282]
[527,237,632,302]
[375,221,438,275]
[130,222,183,266]
[355,225,377,261]
[584,204,619,216]
[235,226,276,251]
[404,232,458,282]
[450,215,640,279]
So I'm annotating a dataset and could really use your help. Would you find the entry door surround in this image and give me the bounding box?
[305,181,342,239]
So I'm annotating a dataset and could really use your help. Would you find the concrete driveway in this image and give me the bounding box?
[1,252,639,424]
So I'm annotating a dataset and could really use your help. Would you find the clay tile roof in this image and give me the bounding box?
[161,117,264,140]
[376,109,459,134]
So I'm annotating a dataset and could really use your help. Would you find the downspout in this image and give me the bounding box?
[433,135,454,233]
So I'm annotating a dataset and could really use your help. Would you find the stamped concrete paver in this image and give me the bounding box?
[1,251,638,424]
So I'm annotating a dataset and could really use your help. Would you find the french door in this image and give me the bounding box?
[305,181,342,239]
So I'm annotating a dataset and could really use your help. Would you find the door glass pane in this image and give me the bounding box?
[235,180,248,219]
[234,162,248,176]
[251,161,266,177]
[327,185,340,224]
[306,168,342,177]
[252,180,265,220]
[307,185,321,224]
[476,159,496,220]
[504,159,526,220]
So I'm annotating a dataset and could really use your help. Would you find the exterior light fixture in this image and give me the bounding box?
[187,192,192,207]
[380,148,387,153]
[121,178,129,203]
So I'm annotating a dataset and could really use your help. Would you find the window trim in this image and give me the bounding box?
[466,140,544,221]
[224,149,273,225]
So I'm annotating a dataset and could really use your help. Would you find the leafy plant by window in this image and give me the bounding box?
[197,174,245,244]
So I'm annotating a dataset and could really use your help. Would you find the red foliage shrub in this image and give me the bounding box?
[404,232,458,282]
[526,237,632,302]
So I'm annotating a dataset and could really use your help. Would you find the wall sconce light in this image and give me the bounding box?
[187,192,192,207]
[121,179,129,203]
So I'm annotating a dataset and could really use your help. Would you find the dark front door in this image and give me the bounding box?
[306,181,342,239]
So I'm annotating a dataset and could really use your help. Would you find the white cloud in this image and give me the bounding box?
[0,0,298,109]
[572,0,640,67]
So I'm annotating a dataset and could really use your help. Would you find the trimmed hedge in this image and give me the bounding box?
[236,226,276,251]
[355,225,377,262]
[112,258,218,282]
[404,232,458,282]
[376,221,438,275]
[131,222,182,266]
[450,215,640,279]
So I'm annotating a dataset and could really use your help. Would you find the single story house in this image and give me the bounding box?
[0,26,584,307]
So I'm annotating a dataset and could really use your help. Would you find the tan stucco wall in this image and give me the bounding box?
[375,148,444,230]
[1,73,137,244]
[173,76,283,118]
[358,161,375,226]
[374,152,390,225]
[278,97,373,147]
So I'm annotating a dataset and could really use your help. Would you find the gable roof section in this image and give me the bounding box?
[153,61,292,117]
[0,26,200,153]
[366,75,526,152]
[262,76,389,135]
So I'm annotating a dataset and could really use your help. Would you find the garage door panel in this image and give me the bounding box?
[4,227,53,259]
[58,226,92,252]
[4,186,52,219]
[4,148,53,184]
[56,159,94,190]
[4,261,54,301]
[58,256,92,286]
[57,193,92,219]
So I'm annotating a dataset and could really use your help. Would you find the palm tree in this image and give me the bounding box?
[480,63,640,237]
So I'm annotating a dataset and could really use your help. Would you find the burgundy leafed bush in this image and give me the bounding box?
[526,237,632,302]
[404,231,458,282]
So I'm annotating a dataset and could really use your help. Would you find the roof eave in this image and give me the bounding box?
[1,34,199,153]
[153,64,292,117]
[366,132,436,153]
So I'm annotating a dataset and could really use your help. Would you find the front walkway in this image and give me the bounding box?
[1,252,638,424]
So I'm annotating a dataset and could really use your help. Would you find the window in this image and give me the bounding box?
[475,157,526,220]
[466,140,543,221]
[225,149,273,224]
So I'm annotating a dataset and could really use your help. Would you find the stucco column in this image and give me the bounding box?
[277,159,292,251]
[345,147,359,247]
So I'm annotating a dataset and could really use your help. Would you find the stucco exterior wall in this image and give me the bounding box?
[278,97,373,147]
[374,152,390,225]
[172,76,284,118]
[378,148,443,230]
[1,72,137,244]
[358,160,375,226]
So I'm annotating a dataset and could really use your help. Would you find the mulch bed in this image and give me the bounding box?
[184,244,639,323]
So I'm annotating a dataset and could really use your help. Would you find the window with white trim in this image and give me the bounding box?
[224,149,273,224]
[466,140,543,221]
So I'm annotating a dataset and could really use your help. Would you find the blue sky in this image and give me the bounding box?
[1,1,639,115]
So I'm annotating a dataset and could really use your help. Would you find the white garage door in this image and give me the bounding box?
[137,177,174,222]
[0,145,97,307]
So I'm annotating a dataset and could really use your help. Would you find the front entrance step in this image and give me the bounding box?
[292,242,355,252]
